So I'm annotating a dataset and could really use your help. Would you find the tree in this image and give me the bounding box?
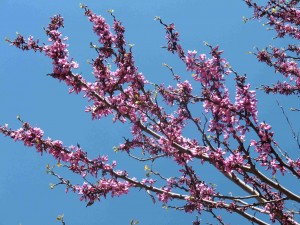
[1,0,300,224]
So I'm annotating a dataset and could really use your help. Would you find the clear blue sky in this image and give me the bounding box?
[1,1,298,225]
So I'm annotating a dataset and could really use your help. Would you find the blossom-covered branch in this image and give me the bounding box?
[2,2,300,224]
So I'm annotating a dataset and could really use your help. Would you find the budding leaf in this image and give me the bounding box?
[144,165,150,171]
[113,146,119,153]
[56,214,64,221]
[271,7,278,13]
[49,183,54,189]
[162,204,169,211]
[130,219,139,225]
[242,16,248,23]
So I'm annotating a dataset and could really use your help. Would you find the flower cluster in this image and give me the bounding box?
[246,0,300,95]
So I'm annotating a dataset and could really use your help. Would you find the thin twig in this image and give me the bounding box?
[277,99,300,149]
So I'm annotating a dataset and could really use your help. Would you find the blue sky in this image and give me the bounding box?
[1,1,299,225]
